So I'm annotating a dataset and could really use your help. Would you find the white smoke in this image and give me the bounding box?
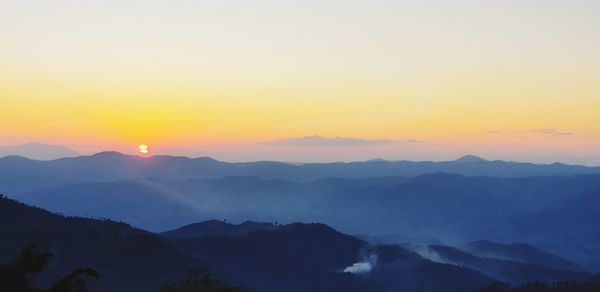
[343,254,377,274]
[410,244,451,264]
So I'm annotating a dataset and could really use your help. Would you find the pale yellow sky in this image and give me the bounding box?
[1,0,599,163]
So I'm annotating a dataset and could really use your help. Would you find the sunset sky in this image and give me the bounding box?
[1,0,599,164]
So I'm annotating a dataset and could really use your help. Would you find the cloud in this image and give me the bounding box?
[551,132,573,136]
[483,130,503,134]
[264,135,422,146]
[484,129,573,137]
[532,129,573,136]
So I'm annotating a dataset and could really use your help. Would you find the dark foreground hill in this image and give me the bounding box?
[160,220,600,291]
[0,195,202,292]
[162,220,279,239]
[3,194,597,292]
[165,222,495,292]
[0,196,499,292]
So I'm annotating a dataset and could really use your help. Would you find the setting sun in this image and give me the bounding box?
[138,144,149,154]
[1,1,600,290]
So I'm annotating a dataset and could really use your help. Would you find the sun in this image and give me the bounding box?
[138,144,149,155]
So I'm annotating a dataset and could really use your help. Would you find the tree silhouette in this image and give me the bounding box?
[0,245,99,292]
[47,268,100,292]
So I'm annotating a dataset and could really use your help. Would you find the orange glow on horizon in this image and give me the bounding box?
[1,0,599,164]
[138,144,149,155]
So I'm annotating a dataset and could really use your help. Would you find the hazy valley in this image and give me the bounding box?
[2,152,600,291]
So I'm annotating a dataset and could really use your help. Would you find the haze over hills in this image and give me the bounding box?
[0,196,506,292]
[8,172,600,272]
[3,0,600,290]
[11,173,600,231]
[0,143,79,160]
[464,240,583,271]
[2,151,600,194]
[428,245,591,284]
[2,193,596,291]
[2,151,600,290]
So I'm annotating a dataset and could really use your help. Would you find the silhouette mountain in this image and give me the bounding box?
[162,220,279,239]
[429,245,591,284]
[5,193,598,291]
[0,196,205,291]
[455,155,488,163]
[13,179,208,231]
[0,143,79,161]
[2,152,600,193]
[0,196,498,292]
[368,244,493,291]
[2,152,600,289]
[514,187,600,271]
[9,173,600,270]
[465,240,582,271]
[167,223,495,292]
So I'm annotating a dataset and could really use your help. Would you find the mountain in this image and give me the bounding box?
[455,155,488,163]
[167,223,494,292]
[465,240,582,271]
[4,153,600,274]
[10,179,209,231]
[0,196,497,292]
[162,220,279,239]
[0,143,79,160]
[2,152,600,193]
[512,187,600,271]
[0,196,204,292]
[429,245,591,284]
[9,173,600,271]
[170,235,370,292]
[368,244,493,291]
[0,197,367,292]
[12,176,304,231]
[12,173,600,234]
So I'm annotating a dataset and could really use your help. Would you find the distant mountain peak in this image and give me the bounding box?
[0,142,79,160]
[161,220,278,239]
[91,151,128,158]
[455,155,487,163]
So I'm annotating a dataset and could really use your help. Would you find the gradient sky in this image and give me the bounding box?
[1,0,599,164]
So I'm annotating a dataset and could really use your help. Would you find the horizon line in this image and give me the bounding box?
[1,150,599,168]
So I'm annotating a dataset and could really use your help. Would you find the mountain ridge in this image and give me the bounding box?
[0,196,501,292]
[2,152,600,195]
[0,143,80,160]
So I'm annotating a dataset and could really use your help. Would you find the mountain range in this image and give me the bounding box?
[2,152,600,272]
[2,151,600,290]
[0,143,79,160]
[2,151,600,194]
[0,196,500,292]
[4,196,596,291]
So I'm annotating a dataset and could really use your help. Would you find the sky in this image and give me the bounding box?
[1,0,599,164]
